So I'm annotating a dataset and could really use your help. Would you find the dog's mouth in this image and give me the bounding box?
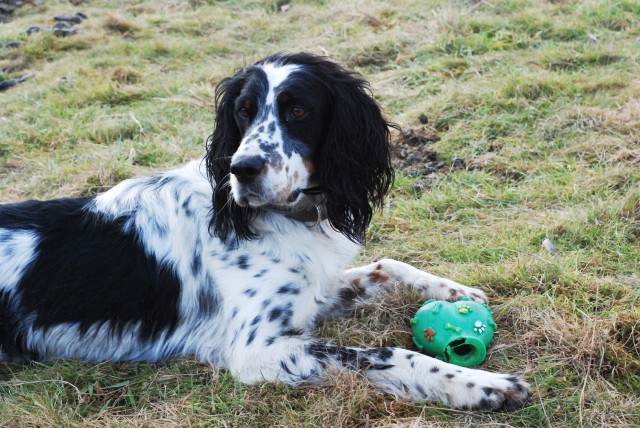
[233,184,322,209]
[231,184,296,208]
[233,191,265,207]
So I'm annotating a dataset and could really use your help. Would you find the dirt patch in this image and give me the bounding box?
[390,126,527,188]
[390,125,445,177]
[389,125,471,190]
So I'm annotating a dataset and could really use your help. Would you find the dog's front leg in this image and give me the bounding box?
[227,337,529,410]
[365,346,529,410]
[343,258,488,304]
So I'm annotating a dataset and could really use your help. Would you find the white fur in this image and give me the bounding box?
[262,63,299,105]
[0,229,38,292]
[24,161,357,366]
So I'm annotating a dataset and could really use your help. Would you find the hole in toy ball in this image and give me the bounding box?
[446,339,478,362]
[452,344,474,356]
[443,337,486,367]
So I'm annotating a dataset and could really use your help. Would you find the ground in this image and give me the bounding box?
[1,0,639,427]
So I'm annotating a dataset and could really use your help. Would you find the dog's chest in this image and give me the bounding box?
[209,220,360,331]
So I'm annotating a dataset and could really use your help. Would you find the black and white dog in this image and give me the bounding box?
[0,53,529,410]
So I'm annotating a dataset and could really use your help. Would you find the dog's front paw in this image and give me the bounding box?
[365,350,528,412]
[416,278,488,304]
[451,372,530,411]
[452,284,488,304]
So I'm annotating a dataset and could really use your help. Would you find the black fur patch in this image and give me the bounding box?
[415,384,429,400]
[246,328,257,345]
[0,198,181,346]
[253,269,268,278]
[268,307,283,322]
[279,360,294,375]
[277,284,300,295]
[198,275,221,317]
[236,255,250,270]
[363,347,393,362]
[306,343,393,371]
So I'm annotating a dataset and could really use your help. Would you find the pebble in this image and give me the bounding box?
[53,14,83,24]
[25,25,42,35]
[53,26,79,37]
[0,74,34,92]
[407,153,419,163]
[542,238,558,256]
[451,157,466,170]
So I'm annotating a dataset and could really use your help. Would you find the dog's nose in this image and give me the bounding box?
[230,156,266,183]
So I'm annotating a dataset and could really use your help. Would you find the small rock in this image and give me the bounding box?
[0,73,34,92]
[53,27,79,37]
[25,25,42,35]
[423,165,437,174]
[402,128,414,138]
[52,22,78,37]
[5,41,22,49]
[451,157,465,170]
[406,153,419,163]
[53,14,83,24]
[542,238,558,256]
[419,113,429,124]
[0,6,15,16]
[0,80,18,91]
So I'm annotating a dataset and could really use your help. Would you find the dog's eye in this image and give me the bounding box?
[291,106,306,118]
[238,107,249,118]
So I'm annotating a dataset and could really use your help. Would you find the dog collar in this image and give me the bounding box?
[267,188,327,227]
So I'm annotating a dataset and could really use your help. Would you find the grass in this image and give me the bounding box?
[1,0,639,426]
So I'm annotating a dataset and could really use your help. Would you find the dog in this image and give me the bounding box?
[0,53,529,410]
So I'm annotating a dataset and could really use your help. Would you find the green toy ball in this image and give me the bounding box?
[410,297,496,367]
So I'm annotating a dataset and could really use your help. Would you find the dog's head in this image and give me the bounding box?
[206,53,395,243]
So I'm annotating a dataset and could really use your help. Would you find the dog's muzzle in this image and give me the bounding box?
[230,155,266,184]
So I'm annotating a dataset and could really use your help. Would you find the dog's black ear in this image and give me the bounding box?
[315,66,396,244]
[205,71,257,242]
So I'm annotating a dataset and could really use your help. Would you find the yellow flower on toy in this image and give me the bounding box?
[458,304,473,314]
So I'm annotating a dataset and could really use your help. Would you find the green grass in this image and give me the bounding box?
[1,0,639,426]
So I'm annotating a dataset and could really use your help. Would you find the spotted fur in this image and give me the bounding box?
[0,53,529,411]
